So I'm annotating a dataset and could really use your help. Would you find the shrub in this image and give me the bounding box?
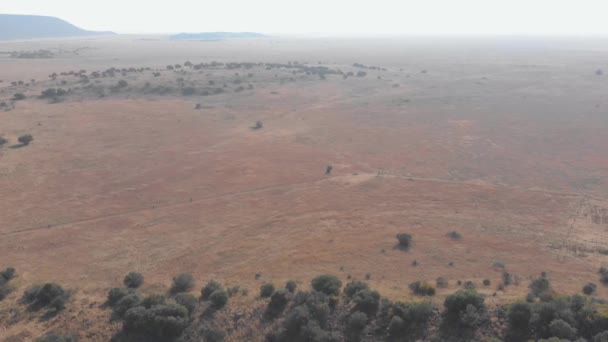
[209,289,228,309]
[141,294,166,308]
[409,281,436,296]
[347,311,368,336]
[174,293,198,314]
[594,331,608,342]
[18,134,33,146]
[0,284,12,301]
[464,281,476,290]
[22,284,42,304]
[443,290,485,328]
[389,301,434,339]
[123,303,189,340]
[113,293,140,317]
[267,289,289,316]
[117,80,128,88]
[171,273,194,293]
[35,334,77,342]
[530,276,551,297]
[502,271,513,286]
[201,324,226,342]
[107,287,129,306]
[352,289,381,314]
[260,283,275,298]
[483,279,491,286]
[436,277,448,289]
[0,136,7,146]
[311,275,342,296]
[447,231,462,240]
[583,283,597,296]
[253,120,263,130]
[227,286,240,297]
[27,283,69,310]
[507,302,532,340]
[600,267,608,285]
[344,281,370,299]
[549,319,578,340]
[123,272,144,288]
[396,233,412,249]
[201,280,222,300]
[1,267,15,281]
[12,93,26,101]
[286,280,297,293]
[388,315,405,338]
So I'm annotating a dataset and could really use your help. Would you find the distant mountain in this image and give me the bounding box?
[170,32,267,41]
[0,14,114,40]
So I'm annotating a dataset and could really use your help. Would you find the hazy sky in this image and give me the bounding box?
[3,0,608,35]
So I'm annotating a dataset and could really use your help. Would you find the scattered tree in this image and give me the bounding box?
[123,272,144,289]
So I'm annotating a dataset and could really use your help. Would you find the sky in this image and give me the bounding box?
[2,0,608,35]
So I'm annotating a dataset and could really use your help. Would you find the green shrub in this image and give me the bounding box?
[447,231,462,240]
[107,287,129,306]
[35,333,77,342]
[311,275,342,296]
[0,136,7,146]
[267,289,289,317]
[352,289,381,314]
[209,289,228,309]
[18,134,33,146]
[286,280,297,293]
[344,281,370,299]
[260,283,275,298]
[141,294,166,308]
[201,280,222,300]
[409,281,436,296]
[396,233,412,249]
[25,283,69,311]
[443,289,486,332]
[347,311,368,337]
[201,324,226,342]
[583,283,597,295]
[113,293,140,317]
[123,303,189,340]
[506,302,532,341]
[549,319,578,340]
[174,293,198,315]
[483,279,491,286]
[171,273,194,293]
[1,267,16,281]
[123,272,144,288]
[436,277,448,289]
[530,276,551,297]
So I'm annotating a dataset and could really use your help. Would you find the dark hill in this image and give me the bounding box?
[170,32,266,41]
[0,14,114,40]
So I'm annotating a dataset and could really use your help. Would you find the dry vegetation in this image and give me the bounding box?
[0,35,608,340]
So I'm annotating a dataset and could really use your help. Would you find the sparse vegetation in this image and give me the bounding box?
[171,273,194,294]
[123,272,144,288]
[409,281,436,296]
[18,134,33,146]
[447,230,462,240]
[396,233,412,249]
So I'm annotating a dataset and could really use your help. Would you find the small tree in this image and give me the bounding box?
[267,289,289,317]
[311,275,342,296]
[447,231,462,240]
[209,289,228,309]
[123,272,144,288]
[253,120,263,130]
[286,280,298,293]
[171,273,194,294]
[18,134,33,146]
[396,233,412,249]
[0,137,7,146]
[260,283,275,298]
[201,280,222,300]
[436,277,448,289]
[582,282,597,295]
[325,165,333,175]
[175,293,198,314]
[107,287,129,306]
[12,93,26,101]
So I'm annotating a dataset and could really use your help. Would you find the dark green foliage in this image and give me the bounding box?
[201,324,226,342]
[0,136,7,146]
[141,294,166,308]
[600,267,608,285]
[502,271,513,286]
[117,80,128,88]
[442,290,486,338]
[352,289,381,315]
[201,280,222,300]
[35,333,77,342]
[227,286,240,297]
[0,284,12,301]
[260,283,275,298]
[123,272,144,289]
[267,289,289,317]
[447,231,462,240]
[24,283,69,311]
[594,331,608,342]
[583,282,597,295]
[346,311,367,338]
[209,289,228,309]
[107,287,129,306]
[113,293,140,317]
[436,276,448,289]
[506,302,532,341]
[174,293,198,315]
[464,281,476,290]
[483,279,491,286]
[530,276,551,297]
[549,319,578,340]
[1,267,16,281]
[171,273,194,294]
[286,280,298,293]
[12,93,26,100]
[311,275,342,296]
[123,303,189,340]
[39,88,68,99]
[18,134,33,145]
[387,301,434,340]
[395,233,412,249]
[253,120,263,130]
[344,281,370,299]
[409,281,436,296]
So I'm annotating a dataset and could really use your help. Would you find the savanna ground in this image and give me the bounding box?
[0,35,607,340]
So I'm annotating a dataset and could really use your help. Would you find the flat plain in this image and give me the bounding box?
[1,35,607,340]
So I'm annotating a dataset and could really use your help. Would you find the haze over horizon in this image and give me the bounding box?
[2,0,608,36]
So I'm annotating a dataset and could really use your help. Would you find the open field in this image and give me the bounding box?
[1,35,608,340]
